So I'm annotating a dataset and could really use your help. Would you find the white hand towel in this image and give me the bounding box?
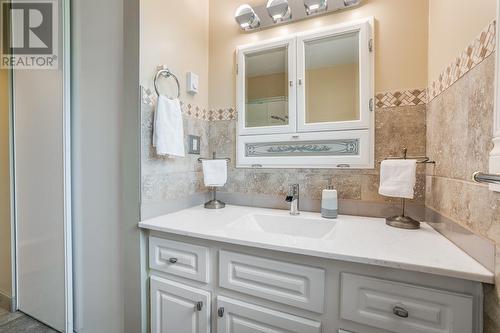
[379,159,417,199]
[202,160,227,187]
[153,96,185,157]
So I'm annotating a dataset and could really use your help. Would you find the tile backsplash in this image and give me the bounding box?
[141,94,427,218]
[141,101,210,212]
[209,104,427,216]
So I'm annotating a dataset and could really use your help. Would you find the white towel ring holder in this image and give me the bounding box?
[154,68,180,100]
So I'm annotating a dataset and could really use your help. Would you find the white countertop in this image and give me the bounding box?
[139,205,494,284]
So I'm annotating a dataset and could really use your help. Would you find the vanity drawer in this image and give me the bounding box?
[216,296,321,333]
[340,273,473,333]
[149,237,209,283]
[219,250,325,313]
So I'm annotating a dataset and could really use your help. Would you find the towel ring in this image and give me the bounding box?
[154,68,180,100]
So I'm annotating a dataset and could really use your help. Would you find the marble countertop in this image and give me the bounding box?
[139,205,494,284]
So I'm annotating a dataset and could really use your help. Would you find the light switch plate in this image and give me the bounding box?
[188,135,201,155]
[186,72,199,95]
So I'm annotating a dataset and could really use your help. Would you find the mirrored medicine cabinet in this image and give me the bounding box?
[236,17,374,168]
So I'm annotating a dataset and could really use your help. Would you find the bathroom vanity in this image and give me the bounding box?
[139,205,493,333]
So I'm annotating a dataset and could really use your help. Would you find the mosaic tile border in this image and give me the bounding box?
[375,89,427,108]
[429,20,496,101]
[141,86,236,121]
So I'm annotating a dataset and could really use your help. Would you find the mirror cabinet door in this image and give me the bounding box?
[304,32,360,123]
[238,39,296,135]
[297,23,371,132]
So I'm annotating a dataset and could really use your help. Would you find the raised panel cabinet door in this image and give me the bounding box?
[150,276,211,333]
[216,296,321,333]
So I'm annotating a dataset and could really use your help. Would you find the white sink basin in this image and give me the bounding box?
[227,213,336,240]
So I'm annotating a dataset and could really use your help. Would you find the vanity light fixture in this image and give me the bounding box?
[343,0,360,7]
[234,4,261,30]
[266,0,292,23]
[304,0,327,15]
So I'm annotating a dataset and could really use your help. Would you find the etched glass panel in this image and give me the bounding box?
[245,46,289,127]
[245,139,359,157]
[305,32,360,123]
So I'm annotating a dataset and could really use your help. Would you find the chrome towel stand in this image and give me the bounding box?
[154,67,181,100]
[382,148,435,230]
[198,153,231,209]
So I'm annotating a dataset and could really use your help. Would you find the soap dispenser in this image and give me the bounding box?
[321,185,338,219]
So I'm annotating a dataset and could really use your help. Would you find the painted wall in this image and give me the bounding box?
[209,0,429,109]
[72,0,143,331]
[140,0,209,109]
[428,0,497,84]
[0,69,11,301]
[140,0,211,219]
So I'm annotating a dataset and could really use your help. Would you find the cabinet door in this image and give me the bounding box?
[216,296,321,333]
[237,37,297,135]
[296,20,373,132]
[150,276,210,333]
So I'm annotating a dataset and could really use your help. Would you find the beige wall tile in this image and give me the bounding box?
[426,52,500,329]
[207,103,426,214]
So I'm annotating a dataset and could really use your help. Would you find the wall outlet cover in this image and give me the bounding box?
[186,72,199,95]
[188,135,201,155]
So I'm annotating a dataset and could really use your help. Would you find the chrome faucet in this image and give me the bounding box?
[285,184,300,215]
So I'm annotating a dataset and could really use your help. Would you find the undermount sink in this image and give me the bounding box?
[227,213,336,240]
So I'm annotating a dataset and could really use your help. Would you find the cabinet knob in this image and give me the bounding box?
[168,258,178,264]
[393,306,409,318]
[217,307,225,318]
[196,301,203,311]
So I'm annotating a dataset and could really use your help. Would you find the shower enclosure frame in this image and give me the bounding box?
[8,0,73,331]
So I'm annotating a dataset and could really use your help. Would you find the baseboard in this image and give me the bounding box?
[0,290,15,312]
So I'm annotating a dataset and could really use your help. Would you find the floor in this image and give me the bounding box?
[0,307,57,333]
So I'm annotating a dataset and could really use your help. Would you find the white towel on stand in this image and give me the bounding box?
[379,159,417,199]
[153,96,185,157]
[202,160,227,187]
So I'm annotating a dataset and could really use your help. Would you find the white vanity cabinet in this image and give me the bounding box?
[147,234,484,333]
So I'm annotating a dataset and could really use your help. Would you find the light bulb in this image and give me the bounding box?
[304,0,328,15]
[266,0,291,23]
[234,4,260,30]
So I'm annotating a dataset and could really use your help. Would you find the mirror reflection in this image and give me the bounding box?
[305,31,360,123]
[245,46,289,127]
